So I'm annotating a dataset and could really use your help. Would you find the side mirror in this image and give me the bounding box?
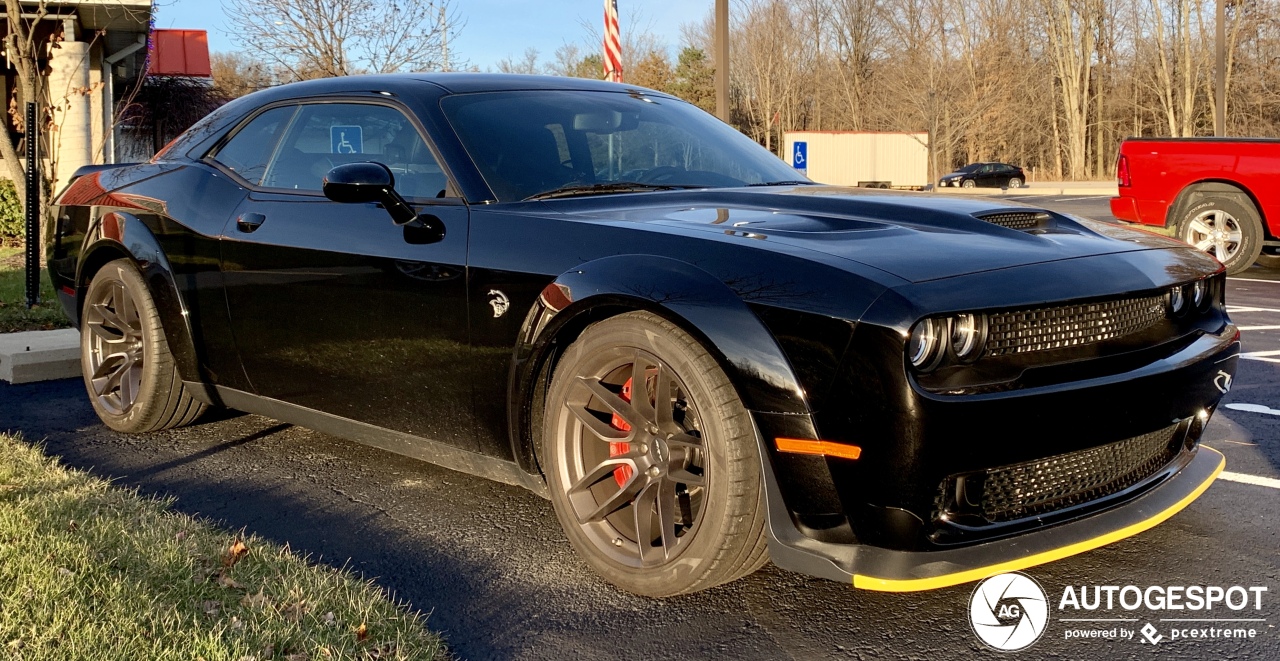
[323,162,418,225]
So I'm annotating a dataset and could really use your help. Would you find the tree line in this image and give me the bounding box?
[212,0,1280,182]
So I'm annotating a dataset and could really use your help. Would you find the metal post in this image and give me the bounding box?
[1215,0,1225,136]
[24,101,40,309]
[714,0,729,122]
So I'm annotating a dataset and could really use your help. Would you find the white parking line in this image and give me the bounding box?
[1225,402,1280,415]
[1238,351,1280,363]
[1227,306,1280,313]
[1218,471,1280,490]
[1238,325,1280,331]
[1229,278,1280,284]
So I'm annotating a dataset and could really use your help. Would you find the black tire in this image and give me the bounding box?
[1255,247,1280,270]
[1176,196,1264,275]
[961,179,976,189]
[543,311,768,597]
[80,259,207,433]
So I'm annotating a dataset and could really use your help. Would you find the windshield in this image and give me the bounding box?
[441,90,807,201]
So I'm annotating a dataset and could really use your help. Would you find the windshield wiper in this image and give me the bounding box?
[745,180,818,187]
[524,182,701,201]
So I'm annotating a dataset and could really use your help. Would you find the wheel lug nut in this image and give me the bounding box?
[613,538,623,547]
[636,443,648,454]
[647,466,661,477]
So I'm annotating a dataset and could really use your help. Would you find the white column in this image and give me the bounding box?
[48,39,93,191]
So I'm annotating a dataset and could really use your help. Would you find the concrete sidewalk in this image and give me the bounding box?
[934,181,1118,197]
[0,329,80,384]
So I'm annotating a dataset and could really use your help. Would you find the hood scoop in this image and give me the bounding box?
[974,210,1053,231]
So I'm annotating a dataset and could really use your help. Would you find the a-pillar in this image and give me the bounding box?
[48,19,93,193]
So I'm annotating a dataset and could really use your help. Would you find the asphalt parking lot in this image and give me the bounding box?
[1,195,1277,660]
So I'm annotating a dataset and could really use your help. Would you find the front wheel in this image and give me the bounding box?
[961,179,976,188]
[1177,197,1263,275]
[543,311,767,596]
[81,259,207,433]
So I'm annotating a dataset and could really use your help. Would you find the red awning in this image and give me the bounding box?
[150,29,211,77]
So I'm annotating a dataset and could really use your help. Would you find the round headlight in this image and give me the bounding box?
[1169,286,1186,315]
[908,318,944,370]
[1192,280,1209,309]
[950,313,986,360]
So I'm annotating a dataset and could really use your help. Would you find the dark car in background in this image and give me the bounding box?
[939,162,1025,189]
[48,73,1234,598]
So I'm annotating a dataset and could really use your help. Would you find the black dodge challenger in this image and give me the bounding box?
[48,74,1237,597]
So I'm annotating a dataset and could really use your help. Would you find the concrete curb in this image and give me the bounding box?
[934,185,1118,197]
[0,329,81,384]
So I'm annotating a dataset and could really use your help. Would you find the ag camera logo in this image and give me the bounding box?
[970,572,1050,651]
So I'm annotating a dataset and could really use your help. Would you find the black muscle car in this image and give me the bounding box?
[48,74,1237,597]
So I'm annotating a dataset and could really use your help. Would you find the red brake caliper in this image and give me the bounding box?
[609,377,635,487]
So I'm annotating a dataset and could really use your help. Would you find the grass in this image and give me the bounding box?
[0,432,448,660]
[0,246,70,333]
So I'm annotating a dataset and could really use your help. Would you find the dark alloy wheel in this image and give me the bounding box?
[544,311,767,596]
[81,259,207,433]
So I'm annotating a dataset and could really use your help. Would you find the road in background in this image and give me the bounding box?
[0,194,1276,660]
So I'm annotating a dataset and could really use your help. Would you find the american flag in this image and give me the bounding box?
[603,0,622,82]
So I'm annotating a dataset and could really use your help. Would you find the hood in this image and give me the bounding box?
[552,186,1185,283]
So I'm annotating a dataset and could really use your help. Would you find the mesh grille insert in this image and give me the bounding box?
[974,211,1049,230]
[977,423,1182,522]
[984,294,1167,357]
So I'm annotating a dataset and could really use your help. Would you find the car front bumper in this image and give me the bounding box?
[761,436,1224,591]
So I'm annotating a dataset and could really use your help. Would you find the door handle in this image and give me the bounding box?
[236,213,266,233]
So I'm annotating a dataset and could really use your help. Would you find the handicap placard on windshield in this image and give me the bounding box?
[331,125,363,154]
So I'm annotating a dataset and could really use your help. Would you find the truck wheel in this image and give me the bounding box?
[1177,197,1263,275]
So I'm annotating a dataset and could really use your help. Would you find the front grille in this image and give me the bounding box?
[977,423,1182,522]
[984,294,1167,357]
[974,211,1049,230]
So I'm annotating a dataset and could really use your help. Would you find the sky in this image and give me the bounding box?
[153,0,710,71]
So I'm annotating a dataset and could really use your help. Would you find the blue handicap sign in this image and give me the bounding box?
[331,125,363,154]
[792,141,807,171]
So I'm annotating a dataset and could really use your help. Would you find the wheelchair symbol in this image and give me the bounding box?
[794,145,805,166]
[336,131,356,154]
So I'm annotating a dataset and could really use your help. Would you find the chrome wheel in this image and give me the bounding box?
[555,348,708,568]
[84,276,145,415]
[1184,209,1243,263]
[1008,177,1023,189]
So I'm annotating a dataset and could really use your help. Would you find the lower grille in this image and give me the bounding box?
[952,423,1182,523]
[984,294,1167,357]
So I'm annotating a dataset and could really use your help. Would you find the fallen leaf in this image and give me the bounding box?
[56,567,73,578]
[223,539,250,567]
[230,616,244,631]
[281,599,307,622]
[355,623,368,642]
[175,531,186,542]
[285,654,308,661]
[365,645,396,659]
[67,519,77,531]
[216,572,243,589]
[240,589,270,610]
[202,600,221,617]
[322,611,336,626]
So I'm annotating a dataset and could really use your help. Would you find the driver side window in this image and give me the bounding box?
[262,103,448,199]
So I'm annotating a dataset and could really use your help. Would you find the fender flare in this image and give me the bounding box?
[507,254,812,477]
[1166,180,1267,234]
[77,211,201,383]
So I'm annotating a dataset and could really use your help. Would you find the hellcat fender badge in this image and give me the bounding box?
[488,289,510,318]
[1214,370,1232,394]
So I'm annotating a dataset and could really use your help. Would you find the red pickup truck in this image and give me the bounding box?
[1110,137,1280,274]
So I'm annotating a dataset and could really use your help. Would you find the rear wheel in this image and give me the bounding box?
[1176,197,1263,275]
[1007,177,1023,189]
[81,259,207,433]
[543,311,767,596]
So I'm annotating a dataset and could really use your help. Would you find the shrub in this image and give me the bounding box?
[0,179,23,246]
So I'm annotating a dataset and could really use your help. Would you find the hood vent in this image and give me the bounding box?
[974,211,1052,231]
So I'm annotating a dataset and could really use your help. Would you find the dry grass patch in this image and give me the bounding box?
[0,432,447,660]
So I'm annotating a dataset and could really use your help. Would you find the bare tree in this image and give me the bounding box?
[211,51,283,99]
[226,0,460,80]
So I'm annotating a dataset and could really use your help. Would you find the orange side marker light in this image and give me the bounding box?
[775,438,862,461]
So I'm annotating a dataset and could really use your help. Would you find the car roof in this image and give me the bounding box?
[236,72,674,106]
